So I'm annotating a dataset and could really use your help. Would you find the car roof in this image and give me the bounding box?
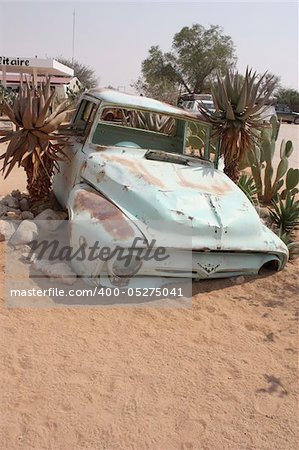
[84,89,210,124]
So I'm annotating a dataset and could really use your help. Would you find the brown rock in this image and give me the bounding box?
[11,189,22,200]
[5,196,20,209]
[0,204,8,218]
[19,198,30,211]
[21,211,35,220]
[6,211,21,220]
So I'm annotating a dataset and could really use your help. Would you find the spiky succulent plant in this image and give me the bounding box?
[198,68,277,182]
[237,173,258,205]
[129,110,176,135]
[269,192,299,234]
[0,77,73,202]
[277,231,299,260]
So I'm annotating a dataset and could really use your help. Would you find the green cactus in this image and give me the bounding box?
[280,140,293,159]
[286,168,299,190]
[245,115,298,205]
[263,139,294,203]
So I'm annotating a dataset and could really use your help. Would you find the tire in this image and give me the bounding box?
[294,117,299,125]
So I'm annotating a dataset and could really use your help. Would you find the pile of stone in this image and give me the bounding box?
[0,190,76,285]
[0,190,67,237]
[0,190,68,241]
[0,190,33,221]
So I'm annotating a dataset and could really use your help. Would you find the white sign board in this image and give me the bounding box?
[0,57,74,77]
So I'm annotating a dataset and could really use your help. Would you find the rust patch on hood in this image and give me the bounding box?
[74,187,135,240]
[175,169,231,195]
[100,153,165,188]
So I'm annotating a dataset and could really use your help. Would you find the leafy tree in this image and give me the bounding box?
[133,46,181,104]
[258,72,280,93]
[56,57,98,89]
[275,88,299,111]
[134,24,236,100]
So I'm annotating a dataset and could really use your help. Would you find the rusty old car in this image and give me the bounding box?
[53,90,288,288]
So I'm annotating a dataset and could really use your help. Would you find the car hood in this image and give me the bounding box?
[81,146,288,256]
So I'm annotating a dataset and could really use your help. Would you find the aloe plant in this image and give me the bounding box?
[269,192,299,234]
[0,77,73,202]
[237,173,258,205]
[129,110,176,135]
[198,68,276,182]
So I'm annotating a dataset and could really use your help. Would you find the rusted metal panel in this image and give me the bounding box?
[73,186,135,240]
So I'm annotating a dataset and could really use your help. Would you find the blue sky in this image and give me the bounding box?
[0,1,298,91]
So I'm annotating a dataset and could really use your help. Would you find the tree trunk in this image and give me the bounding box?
[224,158,240,183]
[25,156,53,203]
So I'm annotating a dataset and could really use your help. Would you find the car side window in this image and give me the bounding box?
[72,100,97,134]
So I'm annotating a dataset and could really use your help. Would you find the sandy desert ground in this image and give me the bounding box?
[0,126,298,449]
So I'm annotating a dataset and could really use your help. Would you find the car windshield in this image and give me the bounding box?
[91,106,212,160]
[92,107,182,153]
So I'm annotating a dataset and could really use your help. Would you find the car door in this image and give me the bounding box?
[53,98,98,207]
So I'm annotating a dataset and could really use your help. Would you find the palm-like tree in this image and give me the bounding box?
[198,68,276,182]
[0,77,72,202]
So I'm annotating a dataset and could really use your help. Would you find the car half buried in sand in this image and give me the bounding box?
[53,90,288,288]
